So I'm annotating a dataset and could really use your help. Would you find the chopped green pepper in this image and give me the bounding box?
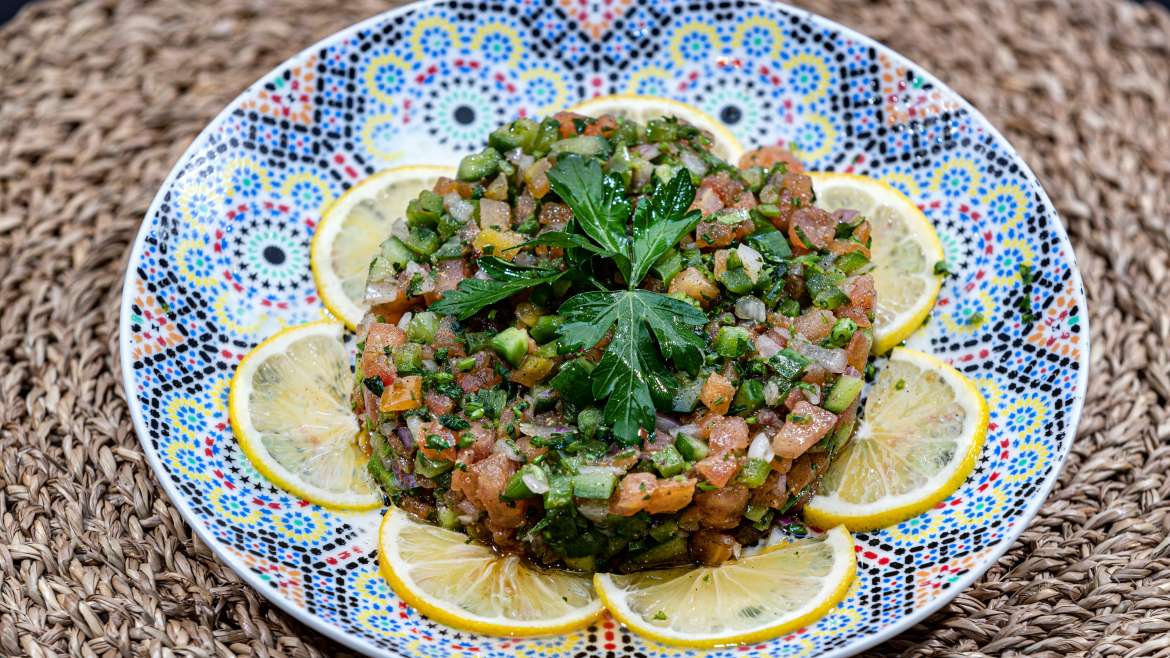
[714,326,753,358]
[650,445,686,478]
[407,311,439,344]
[735,458,771,488]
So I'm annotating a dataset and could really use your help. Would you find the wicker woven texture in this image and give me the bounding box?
[1,0,1167,655]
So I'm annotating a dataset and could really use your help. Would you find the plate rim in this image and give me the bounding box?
[117,1,1092,656]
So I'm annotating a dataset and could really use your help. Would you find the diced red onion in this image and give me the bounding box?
[804,384,822,406]
[518,422,574,438]
[833,208,860,224]
[748,432,775,462]
[506,148,535,174]
[522,468,550,495]
[735,295,767,323]
[764,379,783,406]
[396,311,413,331]
[401,262,435,295]
[673,424,698,439]
[364,279,402,306]
[390,217,410,241]
[445,193,474,223]
[791,338,847,374]
[406,415,425,444]
[576,499,610,523]
[395,425,416,452]
[655,413,681,433]
[421,359,438,373]
[754,333,781,359]
[512,251,538,267]
[736,244,764,283]
[493,439,523,462]
[680,150,709,177]
[632,143,661,160]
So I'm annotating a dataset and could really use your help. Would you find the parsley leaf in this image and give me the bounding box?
[545,154,632,280]
[629,168,702,286]
[558,290,706,444]
[429,256,563,320]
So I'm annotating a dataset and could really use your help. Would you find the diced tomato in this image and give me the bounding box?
[693,484,749,528]
[668,267,719,307]
[738,145,805,172]
[361,323,406,385]
[417,421,458,462]
[380,375,423,412]
[646,478,696,514]
[610,472,657,516]
[425,258,469,305]
[694,451,740,488]
[700,372,735,415]
[793,309,836,343]
[707,416,749,453]
[788,207,836,252]
[771,401,837,459]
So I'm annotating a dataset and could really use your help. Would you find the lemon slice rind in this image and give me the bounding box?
[378,507,604,636]
[593,525,856,648]
[569,94,745,164]
[229,321,381,510]
[808,172,945,355]
[804,348,989,531]
[311,165,454,330]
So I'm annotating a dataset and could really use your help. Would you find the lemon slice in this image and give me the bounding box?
[378,507,604,636]
[809,173,945,354]
[229,321,381,510]
[311,165,454,329]
[569,94,744,163]
[593,526,855,648]
[804,348,989,531]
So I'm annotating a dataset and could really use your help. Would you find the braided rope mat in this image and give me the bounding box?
[2,0,1168,655]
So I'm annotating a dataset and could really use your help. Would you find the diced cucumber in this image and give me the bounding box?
[502,463,548,500]
[406,312,439,344]
[544,475,574,509]
[674,432,709,461]
[577,407,603,439]
[406,190,444,227]
[735,458,771,488]
[731,379,765,415]
[456,147,502,182]
[550,135,613,159]
[490,327,530,367]
[650,445,686,478]
[714,326,753,358]
[572,469,617,499]
[530,314,563,344]
[824,375,864,413]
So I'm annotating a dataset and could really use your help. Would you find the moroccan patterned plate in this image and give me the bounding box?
[118,1,1089,655]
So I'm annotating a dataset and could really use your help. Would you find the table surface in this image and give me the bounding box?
[2,0,1169,656]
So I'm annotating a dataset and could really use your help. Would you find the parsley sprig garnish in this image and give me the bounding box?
[429,256,563,320]
[558,290,706,444]
[430,153,708,444]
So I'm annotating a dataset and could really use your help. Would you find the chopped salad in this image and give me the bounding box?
[352,111,875,573]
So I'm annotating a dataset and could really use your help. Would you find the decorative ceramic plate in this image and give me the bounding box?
[119,0,1089,655]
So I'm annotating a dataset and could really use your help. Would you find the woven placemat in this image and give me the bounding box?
[1,0,1167,655]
